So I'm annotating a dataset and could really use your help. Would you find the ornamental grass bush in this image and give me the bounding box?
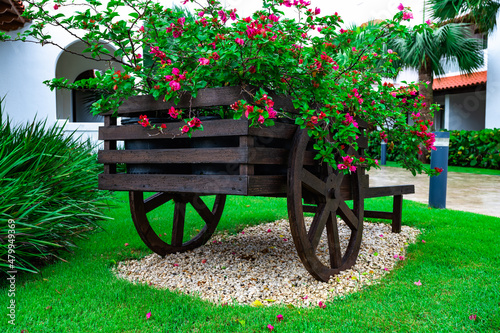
[0,104,110,274]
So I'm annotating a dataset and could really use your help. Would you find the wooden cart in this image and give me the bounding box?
[98,86,414,282]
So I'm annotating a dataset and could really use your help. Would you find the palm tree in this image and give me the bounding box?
[389,23,484,122]
[428,0,500,35]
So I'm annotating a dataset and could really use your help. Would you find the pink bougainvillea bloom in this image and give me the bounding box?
[235,38,244,45]
[398,3,404,11]
[267,324,274,332]
[426,20,432,26]
[384,268,389,271]
[403,12,413,20]
[352,47,356,52]
[54,4,60,10]
[283,238,288,241]
[146,312,151,319]
[267,229,272,232]
[422,240,426,243]
[318,301,326,309]
[394,255,399,259]
[181,125,190,134]
[374,159,379,166]
[469,314,477,321]
[388,49,393,54]
[198,11,205,17]
[136,54,142,59]
[399,256,405,260]
[241,231,245,234]
[434,167,443,173]
[379,234,384,237]
[169,81,180,91]
[198,57,210,65]
[230,9,237,21]
[277,314,284,322]
[124,243,129,246]
[172,67,180,76]
[173,263,179,267]
[414,280,422,286]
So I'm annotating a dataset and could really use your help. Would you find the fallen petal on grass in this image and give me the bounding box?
[414,280,422,286]
[469,314,477,321]
[146,312,151,319]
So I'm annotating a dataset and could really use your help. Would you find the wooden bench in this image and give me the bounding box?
[364,184,415,233]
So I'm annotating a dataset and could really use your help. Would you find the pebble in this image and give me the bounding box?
[114,219,420,307]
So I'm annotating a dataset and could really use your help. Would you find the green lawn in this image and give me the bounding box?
[384,160,500,176]
[2,193,499,332]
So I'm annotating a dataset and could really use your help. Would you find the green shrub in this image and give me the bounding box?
[448,129,500,169]
[366,128,500,169]
[0,107,110,274]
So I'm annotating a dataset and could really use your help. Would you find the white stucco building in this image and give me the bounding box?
[1,0,499,140]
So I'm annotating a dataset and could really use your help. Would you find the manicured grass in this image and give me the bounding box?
[385,160,500,176]
[2,193,499,332]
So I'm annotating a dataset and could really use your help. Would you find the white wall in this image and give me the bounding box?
[0,26,60,126]
[485,11,500,129]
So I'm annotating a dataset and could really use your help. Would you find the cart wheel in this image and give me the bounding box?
[287,128,365,282]
[129,191,226,255]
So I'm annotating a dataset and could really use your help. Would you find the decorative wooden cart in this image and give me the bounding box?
[98,86,414,282]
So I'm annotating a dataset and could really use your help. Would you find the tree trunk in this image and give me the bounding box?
[418,55,435,128]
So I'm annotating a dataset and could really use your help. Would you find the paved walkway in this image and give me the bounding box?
[367,166,500,218]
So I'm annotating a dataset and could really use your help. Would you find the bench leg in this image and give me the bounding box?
[392,195,403,233]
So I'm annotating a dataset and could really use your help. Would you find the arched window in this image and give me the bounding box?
[72,70,103,122]
[55,40,121,122]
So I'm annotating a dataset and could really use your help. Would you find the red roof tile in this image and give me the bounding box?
[433,71,487,91]
[0,0,28,32]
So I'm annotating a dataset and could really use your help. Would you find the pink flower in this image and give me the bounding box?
[398,3,404,11]
[426,20,432,26]
[188,117,202,128]
[403,12,413,20]
[230,9,237,21]
[212,52,220,61]
[399,256,405,260]
[267,324,274,332]
[181,125,190,134]
[136,54,142,59]
[422,240,426,243]
[198,57,210,65]
[379,234,384,237]
[469,314,477,321]
[277,314,284,322]
[241,231,245,234]
[146,312,151,319]
[414,280,422,286]
[258,115,265,124]
[198,11,205,17]
[235,38,245,45]
[174,263,179,267]
[318,301,326,309]
[384,268,389,271]
[168,106,180,119]
[388,49,393,54]
[124,243,129,246]
[302,295,308,299]
[169,81,180,91]
[54,4,59,10]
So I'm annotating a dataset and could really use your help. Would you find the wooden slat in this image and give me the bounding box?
[365,185,415,198]
[247,175,287,196]
[249,121,297,139]
[364,210,393,220]
[98,147,289,165]
[107,86,300,117]
[98,174,248,195]
[99,119,249,140]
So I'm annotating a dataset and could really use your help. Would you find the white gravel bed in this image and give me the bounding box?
[114,219,420,307]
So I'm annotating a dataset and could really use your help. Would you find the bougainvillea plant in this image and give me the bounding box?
[1,0,440,175]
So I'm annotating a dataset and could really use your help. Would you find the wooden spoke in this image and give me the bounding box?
[326,213,342,268]
[301,169,326,196]
[337,201,359,231]
[287,128,365,282]
[171,201,186,247]
[307,203,330,250]
[129,191,226,256]
[144,192,173,213]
